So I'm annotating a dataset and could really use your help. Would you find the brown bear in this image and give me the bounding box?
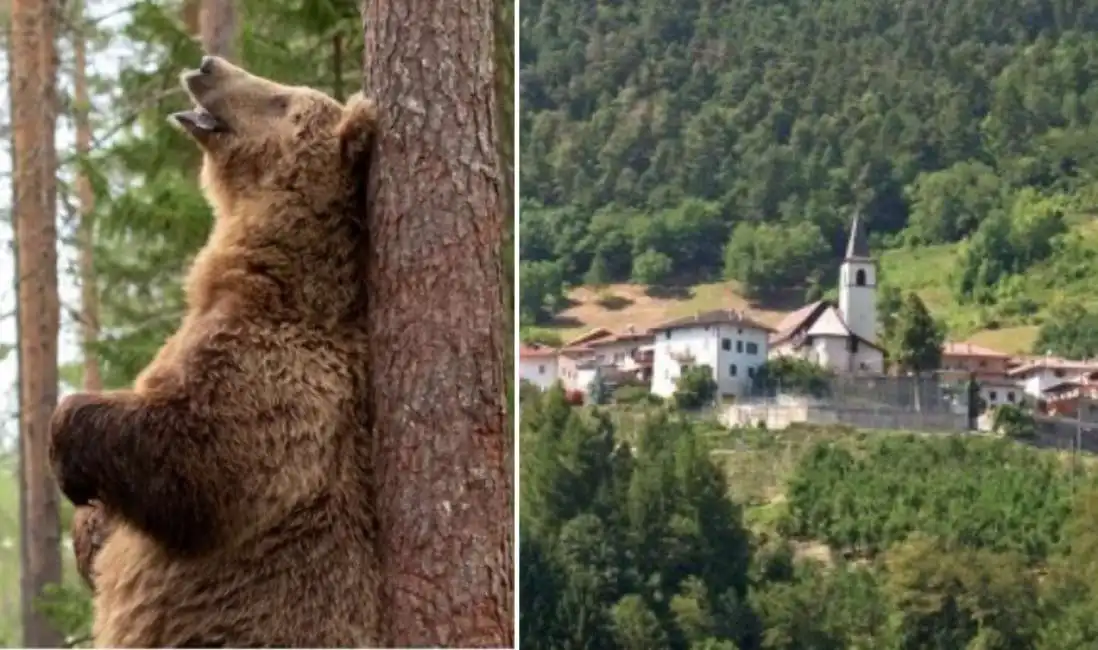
[49,55,380,648]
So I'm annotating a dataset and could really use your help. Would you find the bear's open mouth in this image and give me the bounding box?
[170,106,226,134]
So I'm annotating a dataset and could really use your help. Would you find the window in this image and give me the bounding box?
[722,338,731,351]
[729,364,738,377]
[746,342,759,355]
[855,269,867,286]
[538,365,545,374]
[737,328,743,334]
[989,391,998,402]
[1007,392,1016,403]
[736,340,744,353]
[665,331,672,340]
[747,366,755,378]
[849,337,859,353]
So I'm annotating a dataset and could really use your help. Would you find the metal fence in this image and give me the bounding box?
[739,372,970,416]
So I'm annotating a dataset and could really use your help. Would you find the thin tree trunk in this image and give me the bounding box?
[73,0,101,392]
[332,33,344,103]
[182,0,201,36]
[10,0,62,646]
[360,0,513,645]
[199,0,236,59]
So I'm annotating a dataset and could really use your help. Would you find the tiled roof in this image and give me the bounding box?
[1007,356,1098,376]
[563,327,614,348]
[519,344,557,359]
[651,309,775,334]
[941,342,1010,358]
[771,300,825,342]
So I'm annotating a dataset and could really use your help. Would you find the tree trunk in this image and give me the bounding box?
[360,0,513,644]
[73,0,101,392]
[199,0,236,59]
[10,0,63,646]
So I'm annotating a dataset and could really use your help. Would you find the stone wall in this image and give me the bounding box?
[721,398,968,433]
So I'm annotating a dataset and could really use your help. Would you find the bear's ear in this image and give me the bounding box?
[337,92,378,166]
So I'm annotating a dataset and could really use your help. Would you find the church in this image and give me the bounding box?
[767,214,886,374]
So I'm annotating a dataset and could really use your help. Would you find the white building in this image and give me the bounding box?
[650,310,774,399]
[1008,356,1098,398]
[518,343,559,390]
[768,213,885,374]
[838,213,877,344]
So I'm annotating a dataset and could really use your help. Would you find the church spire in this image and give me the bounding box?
[845,212,870,260]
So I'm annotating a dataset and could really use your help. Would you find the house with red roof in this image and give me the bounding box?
[556,326,654,394]
[518,343,559,390]
[938,341,1022,409]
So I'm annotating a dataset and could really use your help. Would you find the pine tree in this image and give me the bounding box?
[10,0,63,643]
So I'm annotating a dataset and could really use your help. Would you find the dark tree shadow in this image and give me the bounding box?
[547,314,584,329]
[645,285,694,300]
[748,287,815,312]
[596,294,635,311]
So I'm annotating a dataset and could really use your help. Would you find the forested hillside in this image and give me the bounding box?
[520,386,1098,649]
[519,0,1098,353]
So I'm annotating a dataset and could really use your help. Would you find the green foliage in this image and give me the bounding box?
[1033,302,1098,358]
[631,249,672,286]
[610,595,668,650]
[612,384,650,405]
[904,161,1007,245]
[751,561,890,649]
[674,365,718,410]
[880,292,945,374]
[35,583,93,647]
[520,328,564,347]
[992,403,1037,440]
[750,357,833,399]
[521,0,1098,332]
[722,222,829,298]
[781,435,1073,558]
[952,190,1068,305]
[588,374,610,406]
[882,534,1039,649]
[520,260,567,325]
[520,394,753,650]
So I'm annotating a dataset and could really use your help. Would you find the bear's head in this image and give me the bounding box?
[169,56,375,320]
[170,55,375,214]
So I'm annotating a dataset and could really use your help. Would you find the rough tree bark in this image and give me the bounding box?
[10,0,63,646]
[199,0,235,59]
[73,0,101,392]
[360,0,513,645]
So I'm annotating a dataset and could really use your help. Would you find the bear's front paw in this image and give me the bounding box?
[49,393,107,507]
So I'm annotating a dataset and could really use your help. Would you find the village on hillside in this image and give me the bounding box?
[520,215,1098,435]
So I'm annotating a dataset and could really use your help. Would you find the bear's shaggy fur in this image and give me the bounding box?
[50,56,379,647]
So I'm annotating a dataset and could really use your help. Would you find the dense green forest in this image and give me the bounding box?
[519,385,1098,649]
[518,0,1098,355]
